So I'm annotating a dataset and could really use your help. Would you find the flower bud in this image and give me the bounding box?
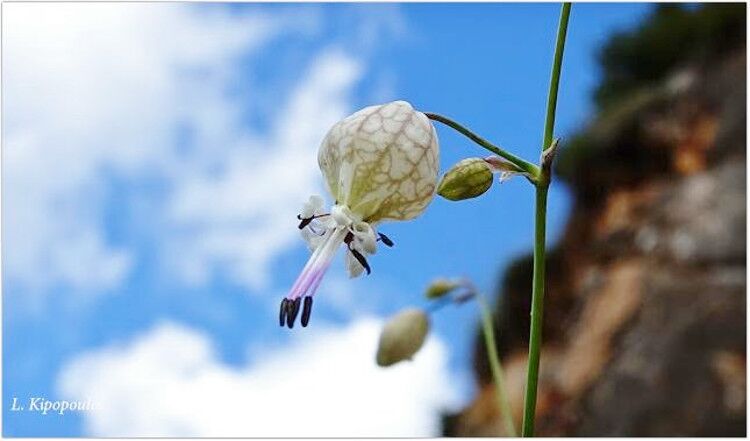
[437,157,493,201]
[425,278,460,300]
[376,308,430,367]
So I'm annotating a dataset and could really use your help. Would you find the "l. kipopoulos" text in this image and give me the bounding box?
[10,397,95,415]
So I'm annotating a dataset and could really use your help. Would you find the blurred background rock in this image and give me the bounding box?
[444,3,746,436]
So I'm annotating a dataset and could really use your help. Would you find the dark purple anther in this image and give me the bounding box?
[350,249,371,275]
[298,217,313,230]
[378,232,394,247]
[279,299,288,327]
[301,297,313,327]
[286,297,302,328]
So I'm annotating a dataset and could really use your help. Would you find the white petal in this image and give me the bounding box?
[361,236,377,255]
[300,227,324,251]
[309,194,325,211]
[331,204,356,227]
[300,194,325,218]
[345,250,365,278]
[352,221,377,255]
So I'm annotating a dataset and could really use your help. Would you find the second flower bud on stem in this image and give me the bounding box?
[437,154,530,202]
[437,157,494,201]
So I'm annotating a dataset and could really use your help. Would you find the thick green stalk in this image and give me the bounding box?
[478,294,517,437]
[521,184,549,437]
[521,3,570,437]
[424,112,540,178]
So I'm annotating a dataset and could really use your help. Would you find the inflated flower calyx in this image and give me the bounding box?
[281,101,440,329]
[319,100,440,223]
[425,278,461,300]
[376,308,430,367]
[437,157,494,201]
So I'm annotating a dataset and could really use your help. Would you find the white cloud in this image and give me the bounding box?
[3,3,280,295]
[58,319,459,437]
[2,3,364,299]
[164,49,362,289]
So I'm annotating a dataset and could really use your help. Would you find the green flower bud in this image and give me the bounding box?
[425,278,461,300]
[437,157,493,201]
[376,308,430,367]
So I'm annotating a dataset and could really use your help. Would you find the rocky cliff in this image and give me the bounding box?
[444,4,746,436]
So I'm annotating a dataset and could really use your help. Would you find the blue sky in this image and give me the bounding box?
[3,3,651,436]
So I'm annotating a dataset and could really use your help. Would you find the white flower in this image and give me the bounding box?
[280,101,440,328]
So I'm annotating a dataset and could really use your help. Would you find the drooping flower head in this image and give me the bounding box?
[280,101,439,328]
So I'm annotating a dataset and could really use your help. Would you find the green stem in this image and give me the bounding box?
[478,294,517,437]
[424,112,540,178]
[521,184,549,437]
[542,3,571,152]
[521,3,570,437]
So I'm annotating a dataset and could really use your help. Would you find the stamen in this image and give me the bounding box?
[298,213,330,230]
[286,297,302,328]
[304,249,336,301]
[377,232,394,247]
[297,213,330,220]
[283,222,350,329]
[285,227,347,302]
[301,297,313,327]
[279,299,288,327]
[350,249,371,275]
[285,299,295,328]
[298,217,314,230]
[308,224,326,236]
[286,229,331,300]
